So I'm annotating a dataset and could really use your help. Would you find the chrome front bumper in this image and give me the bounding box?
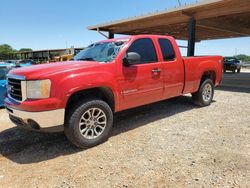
[5,106,65,132]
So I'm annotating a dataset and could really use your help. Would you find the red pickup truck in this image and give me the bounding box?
[5,35,223,148]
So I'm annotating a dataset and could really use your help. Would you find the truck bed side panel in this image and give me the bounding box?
[182,56,223,94]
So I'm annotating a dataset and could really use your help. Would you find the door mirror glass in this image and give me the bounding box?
[123,52,141,67]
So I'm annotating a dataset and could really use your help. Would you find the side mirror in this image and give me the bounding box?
[123,52,141,67]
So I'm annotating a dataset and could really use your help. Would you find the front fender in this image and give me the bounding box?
[54,70,119,111]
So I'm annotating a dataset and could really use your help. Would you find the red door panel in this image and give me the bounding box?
[119,63,164,110]
[156,37,185,99]
[162,60,184,99]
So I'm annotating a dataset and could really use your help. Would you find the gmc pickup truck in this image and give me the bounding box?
[4,35,223,148]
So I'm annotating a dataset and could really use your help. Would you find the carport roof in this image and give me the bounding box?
[87,0,250,41]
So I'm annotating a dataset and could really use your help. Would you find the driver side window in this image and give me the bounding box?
[127,38,157,64]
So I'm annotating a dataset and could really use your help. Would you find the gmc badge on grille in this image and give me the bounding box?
[7,85,14,93]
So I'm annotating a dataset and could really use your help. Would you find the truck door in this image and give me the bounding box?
[157,38,185,99]
[118,38,164,110]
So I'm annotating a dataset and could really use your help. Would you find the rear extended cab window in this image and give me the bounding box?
[158,38,176,61]
[127,38,158,64]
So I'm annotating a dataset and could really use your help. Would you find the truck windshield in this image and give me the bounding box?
[224,58,240,63]
[74,40,127,62]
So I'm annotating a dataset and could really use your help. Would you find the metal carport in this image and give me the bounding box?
[87,0,250,56]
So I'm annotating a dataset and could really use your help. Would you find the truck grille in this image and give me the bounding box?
[8,78,22,101]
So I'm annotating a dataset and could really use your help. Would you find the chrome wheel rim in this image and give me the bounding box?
[79,108,107,139]
[202,83,212,102]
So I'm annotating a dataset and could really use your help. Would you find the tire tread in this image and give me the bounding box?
[192,79,214,107]
[64,99,113,148]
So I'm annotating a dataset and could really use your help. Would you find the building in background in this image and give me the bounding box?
[14,47,83,63]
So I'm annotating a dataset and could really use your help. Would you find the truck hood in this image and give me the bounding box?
[9,61,101,80]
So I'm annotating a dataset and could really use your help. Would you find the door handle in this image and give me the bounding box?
[152,68,161,73]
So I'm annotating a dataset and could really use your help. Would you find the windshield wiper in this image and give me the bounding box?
[77,57,95,61]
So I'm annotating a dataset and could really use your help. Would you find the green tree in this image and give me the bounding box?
[235,54,250,62]
[0,44,15,60]
[19,48,32,52]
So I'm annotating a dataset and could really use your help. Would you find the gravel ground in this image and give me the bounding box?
[0,70,249,188]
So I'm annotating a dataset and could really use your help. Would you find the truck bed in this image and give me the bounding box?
[182,56,223,94]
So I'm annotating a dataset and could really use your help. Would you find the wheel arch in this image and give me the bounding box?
[65,87,115,117]
[200,70,216,85]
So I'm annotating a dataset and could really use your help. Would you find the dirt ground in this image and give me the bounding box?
[0,69,249,188]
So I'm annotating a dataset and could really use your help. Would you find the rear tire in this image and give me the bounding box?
[64,99,113,149]
[192,79,214,107]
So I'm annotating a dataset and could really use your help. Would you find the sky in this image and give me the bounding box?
[0,0,249,56]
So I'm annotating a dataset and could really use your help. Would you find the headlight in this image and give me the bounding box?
[26,80,51,99]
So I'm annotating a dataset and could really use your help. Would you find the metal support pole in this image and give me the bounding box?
[108,32,114,39]
[48,51,50,61]
[187,18,196,56]
[42,52,44,61]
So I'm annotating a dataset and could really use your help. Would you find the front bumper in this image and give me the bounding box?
[5,106,65,132]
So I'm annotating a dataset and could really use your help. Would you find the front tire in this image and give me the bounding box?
[237,68,241,73]
[192,79,214,107]
[64,99,113,149]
